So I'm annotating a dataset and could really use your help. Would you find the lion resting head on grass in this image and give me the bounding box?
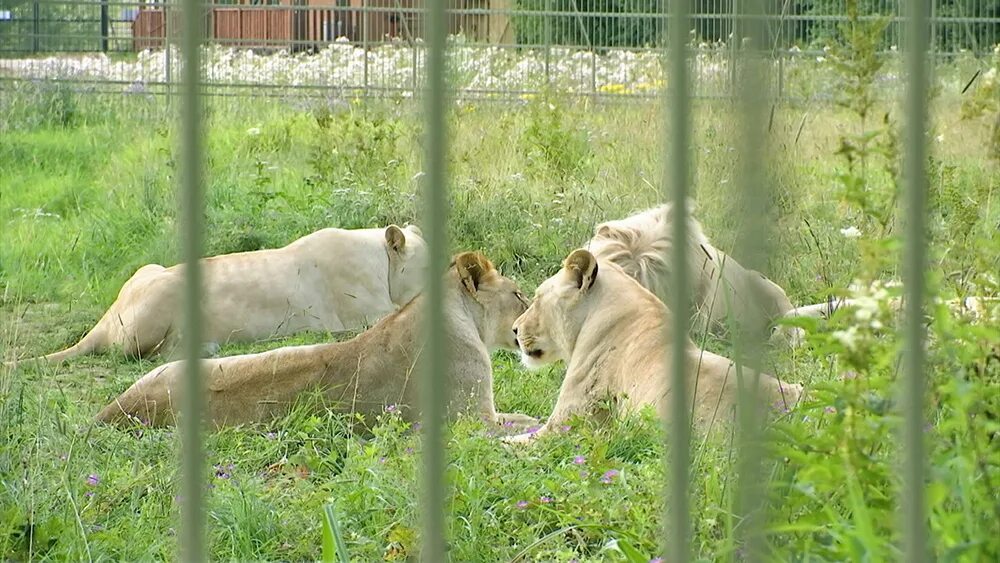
[17,224,428,365]
[588,202,793,340]
[96,251,537,430]
[508,249,802,442]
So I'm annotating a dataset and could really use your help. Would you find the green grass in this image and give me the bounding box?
[0,80,998,561]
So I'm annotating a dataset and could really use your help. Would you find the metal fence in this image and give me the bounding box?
[0,0,996,99]
[159,0,936,559]
[0,0,958,559]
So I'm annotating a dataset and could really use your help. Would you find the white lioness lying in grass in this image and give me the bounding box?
[96,252,537,429]
[588,202,793,341]
[15,225,428,365]
[771,284,999,347]
[508,249,802,442]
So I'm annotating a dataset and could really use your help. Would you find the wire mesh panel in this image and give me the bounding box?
[1,0,996,99]
[1,0,995,558]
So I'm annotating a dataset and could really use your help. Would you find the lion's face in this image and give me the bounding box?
[451,252,529,352]
[513,249,599,369]
[476,272,531,351]
[386,225,430,306]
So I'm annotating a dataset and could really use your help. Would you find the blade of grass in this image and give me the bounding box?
[321,503,351,563]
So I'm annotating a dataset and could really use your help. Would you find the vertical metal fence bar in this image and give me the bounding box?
[420,0,448,558]
[732,0,770,558]
[179,0,206,559]
[901,0,929,559]
[664,0,692,560]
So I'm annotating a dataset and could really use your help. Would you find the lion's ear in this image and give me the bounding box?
[385,225,406,253]
[454,251,495,295]
[564,249,598,292]
[404,223,423,238]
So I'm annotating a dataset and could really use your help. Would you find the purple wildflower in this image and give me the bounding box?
[599,469,620,484]
[214,463,234,479]
[824,406,836,414]
[378,457,387,464]
[265,432,277,440]
[572,455,586,465]
[559,424,571,432]
[526,425,541,435]
[503,420,514,428]
[650,558,665,563]
[385,404,398,414]
[86,474,100,487]
[539,496,553,504]
[515,500,529,509]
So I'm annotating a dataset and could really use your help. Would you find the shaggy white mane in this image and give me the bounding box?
[586,201,710,301]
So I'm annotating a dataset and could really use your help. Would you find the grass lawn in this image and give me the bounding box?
[0,73,998,560]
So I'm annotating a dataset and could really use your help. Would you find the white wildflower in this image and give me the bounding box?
[832,326,860,351]
[246,126,261,137]
[840,226,862,239]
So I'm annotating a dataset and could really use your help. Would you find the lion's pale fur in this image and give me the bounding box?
[588,202,793,339]
[19,225,428,364]
[510,249,802,440]
[95,252,537,429]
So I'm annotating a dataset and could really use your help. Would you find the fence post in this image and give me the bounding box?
[545,0,551,89]
[901,0,930,558]
[664,0,692,560]
[363,0,369,90]
[101,0,110,52]
[32,0,39,53]
[732,0,772,557]
[178,0,207,557]
[166,0,173,108]
[420,0,449,559]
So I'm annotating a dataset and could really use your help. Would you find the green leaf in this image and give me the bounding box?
[321,503,351,563]
[617,540,651,563]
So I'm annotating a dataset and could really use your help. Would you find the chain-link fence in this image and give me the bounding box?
[0,0,996,99]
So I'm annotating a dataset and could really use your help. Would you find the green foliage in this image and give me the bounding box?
[1,77,997,560]
[521,95,594,178]
[514,0,666,49]
[305,104,417,229]
[960,47,1000,160]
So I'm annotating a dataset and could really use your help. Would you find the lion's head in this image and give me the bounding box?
[451,252,530,351]
[385,224,430,306]
[513,249,603,369]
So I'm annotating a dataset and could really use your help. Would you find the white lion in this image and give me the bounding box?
[587,202,794,341]
[508,249,803,441]
[95,251,538,429]
[13,225,428,364]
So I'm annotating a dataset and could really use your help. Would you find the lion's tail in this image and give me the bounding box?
[5,314,111,369]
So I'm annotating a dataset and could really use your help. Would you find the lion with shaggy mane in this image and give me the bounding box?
[96,252,537,429]
[587,202,794,341]
[509,249,803,441]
